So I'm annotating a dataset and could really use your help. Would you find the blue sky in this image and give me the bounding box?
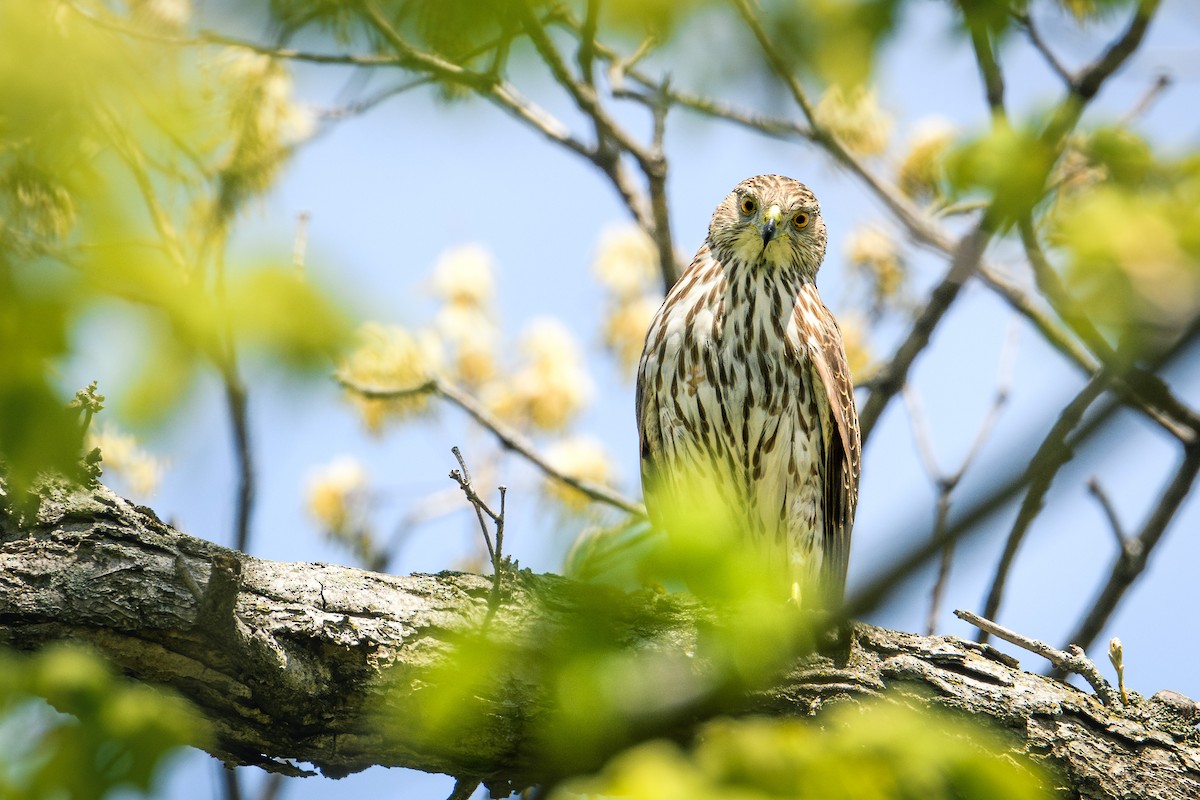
[71,2,1200,797]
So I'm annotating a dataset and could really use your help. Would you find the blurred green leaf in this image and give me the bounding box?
[225,267,353,366]
[1052,166,1200,354]
[0,644,206,800]
[946,124,1056,225]
[554,702,1054,799]
[765,0,901,88]
[0,3,350,486]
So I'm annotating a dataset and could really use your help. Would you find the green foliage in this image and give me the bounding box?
[946,124,1057,226]
[553,702,1053,800]
[765,0,901,88]
[0,644,207,800]
[0,4,350,490]
[389,485,832,781]
[1051,139,1200,355]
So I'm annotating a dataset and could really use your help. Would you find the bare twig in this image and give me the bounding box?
[1013,11,1073,85]
[1058,443,1200,661]
[978,374,1109,641]
[1121,72,1172,125]
[954,609,1122,707]
[906,321,1017,635]
[223,369,256,554]
[1086,477,1128,547]
[339,375,646,517]
[221,768,242,800]
[860,225,991,440]
[449,446,503,570]
[446,778,481,800]
[513,0,677,289]
[359,1,593,161]
[1041,0,1162,144]
[1017,218,1197,444]
[963,9,1008,118]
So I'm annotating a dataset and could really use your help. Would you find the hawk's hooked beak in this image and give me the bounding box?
[760,204,782,246]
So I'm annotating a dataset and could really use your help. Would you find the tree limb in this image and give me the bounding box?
[2,484,1199,797]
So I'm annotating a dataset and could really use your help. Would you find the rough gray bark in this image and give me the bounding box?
[1,483,1198,798]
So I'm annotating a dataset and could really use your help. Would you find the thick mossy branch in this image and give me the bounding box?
[1,484,1198,797]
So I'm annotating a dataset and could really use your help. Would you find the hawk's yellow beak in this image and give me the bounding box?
[761,204,782,245]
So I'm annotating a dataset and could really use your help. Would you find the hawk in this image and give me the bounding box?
[636,174,861,605]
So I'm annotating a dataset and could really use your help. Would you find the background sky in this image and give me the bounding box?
[70,2,1200,798]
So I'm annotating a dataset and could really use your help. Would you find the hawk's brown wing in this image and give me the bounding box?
[809,305,861,604]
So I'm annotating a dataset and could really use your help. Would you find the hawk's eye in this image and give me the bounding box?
[739,196,756,215]
[792,212,810,230]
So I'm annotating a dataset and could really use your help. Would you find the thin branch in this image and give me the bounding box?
[1058,442,1200,660]
[954,610,1122,707]
[1014,11,1073,85]
[977,374,1109,641]
[1073,0,1161,104]
[449,446,502,568]
[906,321,1016,635]
[860,225,991,440]
[512,0,675,288]
[730,0,948,253]
[200,29,402,65]
[338,375,646,518]
[963,9,1007,118]
[843,307,1200,625]
[221,768,242,800]
[576,0,600,85]
[446,778,481,800]
[1041,0,1162,145]
[359,1,593,160]
[96,109,190,275]
[1121,72,1172,125]
[1017,217,1198,443]
[1086,476,1128,547]
[223,367,256,554]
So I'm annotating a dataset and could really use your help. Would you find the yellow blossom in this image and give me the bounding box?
[130,0,191,29]
[838,313,878,383]
[479,318,594,431]
[305,456,375,560]
[339,322,443,432]
[593,225,659,299]
[436,304,499,387]
[897,118,956,200]
[845,225,906,306]
[544,436,616,510]
[815,85,892,157]
[604,294,660,378]
[514,318,594,431]
[431,244,496,308]
[86,424,165,498]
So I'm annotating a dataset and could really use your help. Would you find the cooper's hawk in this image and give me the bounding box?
[636,174,861,605]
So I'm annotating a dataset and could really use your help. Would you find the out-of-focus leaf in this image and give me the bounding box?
[225,267,352,366]
[0,644,206,799]
[554,702,1053,799]
[766,0,901,88]
[1080,126,1154,187]
[946,125,1056,225]
[1053,168,1200,354]
[387,475,830,780]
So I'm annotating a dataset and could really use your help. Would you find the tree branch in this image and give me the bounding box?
[338,375,646,518]
[2,484,1199,798]
[1058,441,1200,661]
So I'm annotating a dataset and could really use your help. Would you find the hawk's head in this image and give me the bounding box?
[708,174,828,279]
